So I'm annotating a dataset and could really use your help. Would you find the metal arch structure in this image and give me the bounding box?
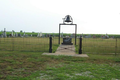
[58,23,77,45]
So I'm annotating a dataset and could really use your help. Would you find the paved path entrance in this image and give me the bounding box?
[42,45,88,57]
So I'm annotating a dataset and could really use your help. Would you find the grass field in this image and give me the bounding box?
[0,51,120,80]
[0,37,120,80]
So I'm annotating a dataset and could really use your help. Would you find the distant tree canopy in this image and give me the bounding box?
[20,30,23,33]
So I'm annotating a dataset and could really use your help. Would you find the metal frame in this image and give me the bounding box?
[59,23,77,45]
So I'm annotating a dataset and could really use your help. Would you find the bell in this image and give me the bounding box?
[64,15,72,22]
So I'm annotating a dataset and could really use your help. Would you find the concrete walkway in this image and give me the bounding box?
[42,45,88,57]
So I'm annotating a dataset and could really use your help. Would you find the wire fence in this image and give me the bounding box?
[0,36,120,54]
[0,37,49,52]
[76,38,120,54]
[52,37,59,53]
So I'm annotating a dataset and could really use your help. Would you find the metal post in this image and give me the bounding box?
[59,24,60,44]
[0,36,1,43]
[79,37,82,54]
[49,36,52,53]
[75,24,77,45]
[115,38,117,56]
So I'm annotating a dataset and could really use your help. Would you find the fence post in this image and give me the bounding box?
[0,37,1,43]
[79,36,82,54]
[49,36,52,53]
[115,38,117,56]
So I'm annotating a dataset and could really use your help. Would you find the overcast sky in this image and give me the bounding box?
[0,0,120,34]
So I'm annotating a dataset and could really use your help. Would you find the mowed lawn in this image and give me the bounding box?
[0,37,120,80]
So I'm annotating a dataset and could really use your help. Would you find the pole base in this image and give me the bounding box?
[49,49,52,53]
[79,49,82,54]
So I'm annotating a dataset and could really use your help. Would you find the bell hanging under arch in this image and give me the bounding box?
[63,15,73,24]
